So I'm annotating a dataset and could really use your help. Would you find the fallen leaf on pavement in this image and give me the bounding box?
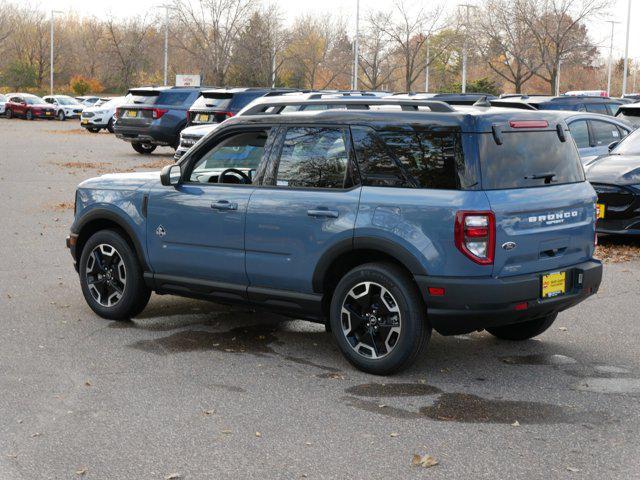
[567,467,581,473]
[75,468,87,476]
[31,432,42,438]
[559,327,568,331]
[221,429,232,435]
[7,454,17,459]
[84,381,92,387]
[412,453,439,468]
[511,420,520,427]
[203,409,215,416]
[165,474,182,479]
[255,431,261,437]
[390,432,399,437]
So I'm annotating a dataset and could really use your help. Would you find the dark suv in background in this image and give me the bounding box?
[496,94,623,116]
[114,86,205,154]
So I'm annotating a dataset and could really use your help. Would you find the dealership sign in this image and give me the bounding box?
[176,74,201,87]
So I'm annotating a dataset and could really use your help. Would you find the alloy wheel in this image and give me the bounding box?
[85,244,127,307]
[340,282,402,359]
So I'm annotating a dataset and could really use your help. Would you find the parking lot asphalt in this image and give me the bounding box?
[0,118,639,480]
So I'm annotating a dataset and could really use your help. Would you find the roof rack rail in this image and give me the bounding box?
[239,97,456,115]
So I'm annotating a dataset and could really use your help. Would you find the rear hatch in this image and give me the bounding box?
[117,89,193,127]
[478,122,597,277]
[189,92,235,125]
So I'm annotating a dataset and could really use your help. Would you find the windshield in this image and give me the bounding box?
[57,97,80,105]
[479,131,585,189]
[25,96,46,105]
[0,94,6,101]
[611,128,640,155]
[98,96,127,109]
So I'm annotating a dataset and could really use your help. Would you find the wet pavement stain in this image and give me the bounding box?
[284,355,341,372]
[342,396,421,420]
[499,354,578,366]
[572,378,640,395]
[419,393,596,424]
[207,383,247,393]
[346,383,442,397]
[128,324,281,356]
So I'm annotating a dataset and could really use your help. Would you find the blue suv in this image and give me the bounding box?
[67,98,602,374]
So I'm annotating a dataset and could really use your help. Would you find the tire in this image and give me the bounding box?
[107,117,115,133]
[57,110,65,121]
[78,229,151,320]
[486,313,558,341]
[329,262,430,375]
[87,127,101,133]
[26,110,34,120]
[6,109,12,119]
[132,142,157,154]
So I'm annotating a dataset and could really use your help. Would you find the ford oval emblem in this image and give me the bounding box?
[502,241,517,251]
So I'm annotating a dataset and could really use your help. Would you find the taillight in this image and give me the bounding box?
[219,111,234,118]
[454,211,496,265]
[114,107,121,119]
[152,108,168,119]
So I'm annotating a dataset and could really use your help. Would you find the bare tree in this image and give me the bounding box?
[172,0,256,85]
[358,12,396,90]
[474,0,542,93]
[104,15,155,89]
[518,0,608,94]
[370,1,451,91]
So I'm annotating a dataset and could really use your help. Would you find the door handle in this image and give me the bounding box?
[307,208,339,218]
[211,200,238,211]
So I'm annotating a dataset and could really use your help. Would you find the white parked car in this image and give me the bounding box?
[81,95,130,133]
[43,95,84,121]
[0,93,7,115]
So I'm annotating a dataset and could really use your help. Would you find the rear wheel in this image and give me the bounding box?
[79,230,150,320]
[329,262,430,375]
[486,313,557,341]
[132,142,157,154]
[107,117,115,133]
[87,127,101,133]
[6,108,12,119]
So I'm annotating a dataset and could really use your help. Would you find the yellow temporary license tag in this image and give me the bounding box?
[596,203,605,219]
[542,272,566,298]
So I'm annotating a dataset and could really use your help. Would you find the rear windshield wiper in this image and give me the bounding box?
[525,172,556,184]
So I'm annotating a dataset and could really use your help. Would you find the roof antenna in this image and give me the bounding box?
[473,96,492,107]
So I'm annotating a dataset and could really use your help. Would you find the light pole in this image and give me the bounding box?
[622,0,631,96]
[605,20,620,96]
[458,4,477,94]
[425,37,430,92]
[156,4,174,86]
[352,0,360,90]
[50,10,63,95]
[555,58,562,96]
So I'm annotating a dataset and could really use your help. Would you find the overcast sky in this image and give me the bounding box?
[41,0,639,59]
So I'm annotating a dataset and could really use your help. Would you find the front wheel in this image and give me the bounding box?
[87,127,101,133]
[79,229,151,320]
[6,109,12,119]
[132,142,157,154]
[486,313,558,341]
[57,110,66,121]
[107,117,115,133]
[329,263,430,375]
[26,110,34,120]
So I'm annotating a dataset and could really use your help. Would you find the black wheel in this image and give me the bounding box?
[87,127,101,133]
[26,110,34,120]
[57,110,66,121]
[107,117,115,133]
[6,109,12,119]
[486,313,558,341]
[132,142,157,154]
[79,230,150,320]
[329,262,430,375]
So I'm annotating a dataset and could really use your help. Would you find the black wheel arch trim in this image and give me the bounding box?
[311,236,428,293]
[71,208,149,271]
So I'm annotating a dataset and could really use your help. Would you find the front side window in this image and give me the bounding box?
[189,129,269,184]
[590,120,622,147]
[568,120,590,148]
[275,127,351,189]
[611,127,640,155]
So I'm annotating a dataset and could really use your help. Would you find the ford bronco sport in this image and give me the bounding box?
[67,97,602,374]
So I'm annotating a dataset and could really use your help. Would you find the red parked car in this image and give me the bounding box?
[5,93,56,120]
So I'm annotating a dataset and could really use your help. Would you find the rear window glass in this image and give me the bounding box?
[479,131,585,189]
[131,93,159,105]
[192,94,232,110]
[616,111,640,127]
[156,91,191,106]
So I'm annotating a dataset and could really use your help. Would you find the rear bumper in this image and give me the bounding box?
[415,260,603,335]
[114,124,178,146]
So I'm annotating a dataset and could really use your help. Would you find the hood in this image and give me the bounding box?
[78,171,160,190]
[585,154,640,185]
[182,123,221,136]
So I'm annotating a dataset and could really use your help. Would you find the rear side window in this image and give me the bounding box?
[590,120,621,146]
[156,91,191,106]
[568,120,589,148]
[479,131,585,189]
[276,127,351,189]
[585,103,608,115]
[616,110,640,127]
[351,126,466,190]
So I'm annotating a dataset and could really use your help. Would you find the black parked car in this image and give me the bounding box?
[114,86,206,154]
[495,95,623,116]
[585,128,640,235]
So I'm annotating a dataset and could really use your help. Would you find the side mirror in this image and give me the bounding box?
[160,164,181,186]
[608,141,619,152]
